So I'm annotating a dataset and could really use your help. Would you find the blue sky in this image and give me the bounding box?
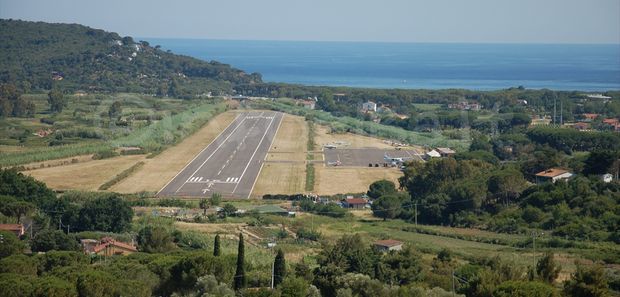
[1,0,619,44]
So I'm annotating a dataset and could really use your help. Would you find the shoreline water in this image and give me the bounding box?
[145,38,620,92]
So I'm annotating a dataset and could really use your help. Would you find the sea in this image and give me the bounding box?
[145,38,620,91]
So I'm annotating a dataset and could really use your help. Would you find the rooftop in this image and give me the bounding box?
[436,147,456,154]
[0,224,23,231]
[535,168,571,178]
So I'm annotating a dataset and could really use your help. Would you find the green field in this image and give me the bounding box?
[412,103,443,111]
[0,93,226,166]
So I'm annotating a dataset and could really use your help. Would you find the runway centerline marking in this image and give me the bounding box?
[174,113,250,193]
[232,112,277,194]
[156,113,242,196]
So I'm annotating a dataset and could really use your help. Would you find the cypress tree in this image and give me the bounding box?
[274,249,286,287]
[234,233,246,290]
[213,234,221,257]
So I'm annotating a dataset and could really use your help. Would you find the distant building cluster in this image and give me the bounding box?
[362,101,377,112]
[447,101,481,111]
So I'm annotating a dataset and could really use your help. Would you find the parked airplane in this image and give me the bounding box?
[384,153,413,165]
[327,160,342,166]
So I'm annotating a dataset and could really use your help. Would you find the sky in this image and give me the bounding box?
[1,0,619,44]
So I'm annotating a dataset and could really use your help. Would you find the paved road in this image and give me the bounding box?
[157,111,283,198]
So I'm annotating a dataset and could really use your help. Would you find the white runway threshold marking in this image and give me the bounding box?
[156,113,242,196]
[174,113,250,194]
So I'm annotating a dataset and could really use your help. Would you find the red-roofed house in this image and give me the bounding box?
[535,168,574,184]
[0,224,25,237]
[82,237,137,256]
[343,198,368,209]
[582,113,599,121]
[603,118,619,125]
[374,239,404,252]
[299,100,315,110]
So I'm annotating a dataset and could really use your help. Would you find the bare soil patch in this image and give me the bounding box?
[314,166,403,195]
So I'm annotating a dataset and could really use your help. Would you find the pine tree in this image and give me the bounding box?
[213,234,221,257]
[274,249,286,287]
[234,233,246,290]
[536,252,561,283]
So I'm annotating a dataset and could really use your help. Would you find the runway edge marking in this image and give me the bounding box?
[174,112,253,193]
[247,112,284,199]
[233,112,280,196]
[155,113,242,196]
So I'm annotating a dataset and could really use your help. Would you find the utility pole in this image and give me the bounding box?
[451,269,456,297]
[560,100,563,125]
[414,202,418,226]
[553,97,557,126]
[271,259,274,289]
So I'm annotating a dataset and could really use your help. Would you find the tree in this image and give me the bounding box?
[536,252,561,284]
[137,226,176,253]
[274,249,286,287]
[200,193,221,216]
[0,196,34,223]
[279,277,310,297]
[0,273,34,297]
[563,263,610,297]
[199,199,209,216]
[38,251,89,273]
[583,150,620,176]
[0,231,24,258]
[30,230,80,252]
[108,101,122,120]
[195,274,235,297]
[220,203,237,218]
[367,180,397,199]
[32,276,77,297]
[77,194,133,232]
[76,270,117,297]
[487,168,527,206]
[494,281,558,297]
[211,192,222,207]
[0,254,38,275]
[371,195,402,221]
[0,168,56,210]
[0,200,35,223]
[234,233,246,290]
[47,89,66,113]
[168,78,179,97]
[213,233,221,257]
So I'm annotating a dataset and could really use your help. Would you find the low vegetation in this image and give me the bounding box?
[98,161,144,190]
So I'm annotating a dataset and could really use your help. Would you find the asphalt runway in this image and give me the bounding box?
[157,111,283,198]
[323,148,425,167]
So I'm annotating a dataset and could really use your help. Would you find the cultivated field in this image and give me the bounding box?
[111,111,238,193]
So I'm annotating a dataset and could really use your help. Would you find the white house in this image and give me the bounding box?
[425,149,441,159]
[373,239,403,252]
[362,101,377,112]
[601,173,613,183]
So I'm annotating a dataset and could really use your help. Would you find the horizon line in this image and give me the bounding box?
[138,36,620,46]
